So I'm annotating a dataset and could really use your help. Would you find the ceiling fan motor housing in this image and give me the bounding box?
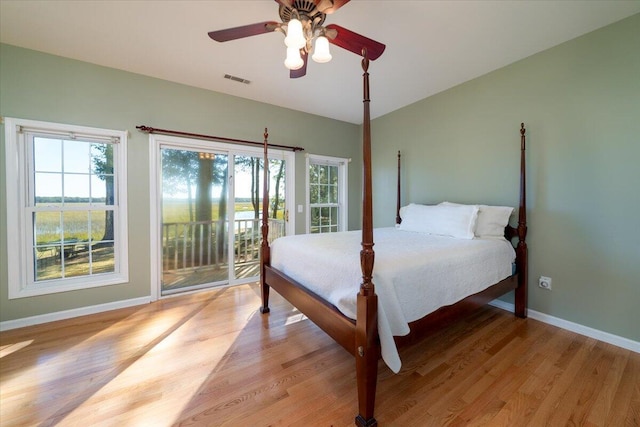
[279,0,326,26]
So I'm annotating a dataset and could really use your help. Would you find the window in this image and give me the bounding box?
[306,154,348,233]
[4,118,128,298]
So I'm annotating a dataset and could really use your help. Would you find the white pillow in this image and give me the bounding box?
[398,203,478,239]
[440,201,514,238]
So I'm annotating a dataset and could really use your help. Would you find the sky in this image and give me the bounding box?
[34,138,284,202]
[34,137,108,200]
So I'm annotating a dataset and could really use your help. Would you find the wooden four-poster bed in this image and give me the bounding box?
[258,50,528,426]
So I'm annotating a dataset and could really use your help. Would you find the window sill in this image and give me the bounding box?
[8,273,129,299]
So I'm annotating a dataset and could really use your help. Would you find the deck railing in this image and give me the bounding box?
[162,218,284,272]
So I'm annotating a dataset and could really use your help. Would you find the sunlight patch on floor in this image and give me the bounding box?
[0,340,33,358]
[59,314,245,425]
[1,285,266,426]
[285,309,307,326]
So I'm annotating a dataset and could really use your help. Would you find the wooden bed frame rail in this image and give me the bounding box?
[259,51,528,426]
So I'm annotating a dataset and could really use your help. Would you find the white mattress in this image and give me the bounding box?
[270,227,516,373]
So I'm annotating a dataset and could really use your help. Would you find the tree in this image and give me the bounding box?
[195,157,214,222]
[92,144,114,242]
[216,158,228,259]
[161,149,199,221]
[235,156,286,220]
[234,155,263,219]
[252,157,261,219]
[271,159,285,219]
[160,150,228,264]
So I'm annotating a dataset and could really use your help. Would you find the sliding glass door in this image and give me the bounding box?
[154,138,293,296]
[160,148,229,293]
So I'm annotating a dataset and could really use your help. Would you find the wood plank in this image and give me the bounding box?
[1,283,638,426]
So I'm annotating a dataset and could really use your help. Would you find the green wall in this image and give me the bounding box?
[0,43,362,322]
[2,13,639,343]
[371,14,640,341]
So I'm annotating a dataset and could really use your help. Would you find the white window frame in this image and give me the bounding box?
[305,154,349,233]
[4,118,129,299]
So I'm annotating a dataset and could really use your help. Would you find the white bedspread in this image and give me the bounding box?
[270,227,515,373]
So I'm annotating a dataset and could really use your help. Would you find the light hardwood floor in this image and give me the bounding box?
[1,283,638,426]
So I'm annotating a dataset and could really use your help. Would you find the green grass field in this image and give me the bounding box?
[162,199,284,223]
[35,210,108,245]
[35,200,284,244]
[162,199,251,223]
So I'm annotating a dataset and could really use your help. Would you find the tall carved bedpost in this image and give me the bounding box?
[515,123,528,318]
[260,128,271,314]
[396,151,402,225]
[355,49,379,427]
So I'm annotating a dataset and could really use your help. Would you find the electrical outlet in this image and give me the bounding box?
[539,276,552,290]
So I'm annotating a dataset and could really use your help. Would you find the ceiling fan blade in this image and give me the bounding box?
[317,0,350,14]
[290,51,308,78]
[324,24,385,60]
[208,21,279,42]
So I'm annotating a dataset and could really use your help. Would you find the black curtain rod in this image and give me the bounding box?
[136,125,304,152]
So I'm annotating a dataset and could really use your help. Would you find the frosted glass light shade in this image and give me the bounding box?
[284,47,304,70]
[284,19,305,49]
[312,36,332,63]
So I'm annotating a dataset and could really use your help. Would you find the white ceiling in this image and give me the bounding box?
[1,1,639,124]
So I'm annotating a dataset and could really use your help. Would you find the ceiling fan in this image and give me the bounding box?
[208,0,386,78]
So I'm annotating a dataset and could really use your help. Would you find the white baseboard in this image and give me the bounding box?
[489,299,640,354]
[0,296,151,332]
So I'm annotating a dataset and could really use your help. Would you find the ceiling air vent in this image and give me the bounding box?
[224,74,251,84]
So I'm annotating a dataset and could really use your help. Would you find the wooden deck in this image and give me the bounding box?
[162,262,260,291]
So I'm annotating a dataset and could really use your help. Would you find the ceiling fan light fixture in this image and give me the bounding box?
[312,35,332,63]
[284,18,305,49]
[284,46,304,70]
